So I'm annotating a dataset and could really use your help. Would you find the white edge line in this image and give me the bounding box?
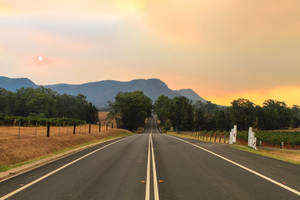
[167,135,300,197]
[151,134,160,200]
[0,137,127,200]
[145,134,151,200]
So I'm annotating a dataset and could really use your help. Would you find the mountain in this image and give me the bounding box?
[0,76,37,91]
[176,89,207,103]
[0,76,207,108]
[45,79,182,108]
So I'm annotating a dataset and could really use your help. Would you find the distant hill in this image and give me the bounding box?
[176,89,207,103]
[0,76,37,91]
[0,76,207,108]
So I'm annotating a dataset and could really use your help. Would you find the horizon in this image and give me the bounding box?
[1,1,300,106]
[1,75,299,107]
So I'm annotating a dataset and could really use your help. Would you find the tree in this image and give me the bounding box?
[0,87,98,123]
[230,98,256,130]
[153,95,172,130]
[259,99,291,130]
[193,106,205,131]
[215,109,231,131]
[291,105,300,128]
[169,96,193,132]
[109,91,152,131]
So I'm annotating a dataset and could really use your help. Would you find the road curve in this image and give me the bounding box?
[0,118,299,200]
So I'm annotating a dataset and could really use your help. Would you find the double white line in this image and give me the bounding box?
[145,133,160,200]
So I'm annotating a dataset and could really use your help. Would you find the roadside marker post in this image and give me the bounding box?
[229,125,237,144]
[248,127,257,150]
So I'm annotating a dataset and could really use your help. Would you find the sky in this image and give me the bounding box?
[0,0,300,106]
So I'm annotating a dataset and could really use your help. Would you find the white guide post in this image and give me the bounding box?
[248,127,257,150]
[229,125,237,144]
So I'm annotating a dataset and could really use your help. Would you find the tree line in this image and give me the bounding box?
[154,96,300,132]
[109,91,152,131]
[0,87,98,124]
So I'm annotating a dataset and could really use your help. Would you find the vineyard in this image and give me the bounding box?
[173,129,300,149]
[0,114,85,126]
[237,130,300,146]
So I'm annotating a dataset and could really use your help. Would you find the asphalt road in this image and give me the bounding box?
[0,118,299,200]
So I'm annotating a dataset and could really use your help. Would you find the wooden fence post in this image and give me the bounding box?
[99,123,101,133]
[18,121,21,138]
[73,123,76,135]
[47,122,50,137]
[89,124,91,134]
[35,122,38,137]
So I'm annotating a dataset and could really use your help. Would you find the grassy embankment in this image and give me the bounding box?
[232,145,300,166]
[0,128,133,172]
[167,131,300,166]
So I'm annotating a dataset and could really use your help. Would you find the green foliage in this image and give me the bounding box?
[0,113,85,126]
[153,96,172,130]
[0,87,98,123]
[237,130,300,145]
[258,100,291,130]
[109,91,152,131]
[291,105,300,128]
[230,98,256,130]
[154,95,300,133]
[154,96,194,132]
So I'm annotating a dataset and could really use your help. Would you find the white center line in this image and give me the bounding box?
[0,137,127,200]
[145,134,151,200]
[151,134,160,200]
[168,135,300,197]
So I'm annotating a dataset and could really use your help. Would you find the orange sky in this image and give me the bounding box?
[1,0,300,106]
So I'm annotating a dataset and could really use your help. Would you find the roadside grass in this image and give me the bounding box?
[0,129,133,173]
[232,145,300,166]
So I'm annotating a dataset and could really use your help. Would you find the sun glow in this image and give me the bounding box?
[38,56,44,61]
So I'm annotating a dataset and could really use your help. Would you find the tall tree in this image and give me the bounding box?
[230,98,256,130]
[109,91,152,131]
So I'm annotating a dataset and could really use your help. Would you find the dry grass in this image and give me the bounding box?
[0,128,132,170]
[232,145,300,166]
[98,112,117,127]
[0,124,111,139]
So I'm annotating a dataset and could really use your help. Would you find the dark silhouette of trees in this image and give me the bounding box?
[0,87,98,123]
[154,95,300,132]
[109,91,152,131]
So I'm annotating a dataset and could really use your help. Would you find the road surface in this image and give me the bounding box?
[0,118,299,200]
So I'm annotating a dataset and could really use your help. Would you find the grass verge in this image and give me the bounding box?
[232,145,300,166]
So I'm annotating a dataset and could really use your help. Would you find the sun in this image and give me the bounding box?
[38,56,44,61]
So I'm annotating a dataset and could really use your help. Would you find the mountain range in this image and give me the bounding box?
[0,76,207,108]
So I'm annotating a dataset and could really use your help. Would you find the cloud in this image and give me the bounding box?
[1,0,300,105]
